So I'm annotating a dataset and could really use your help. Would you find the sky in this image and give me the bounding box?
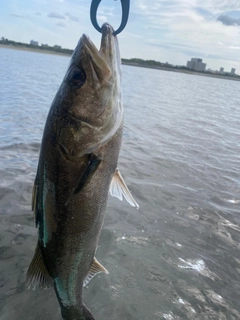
[1,0,240,72]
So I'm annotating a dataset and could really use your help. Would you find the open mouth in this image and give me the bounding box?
[80,23,114,60]
[80,25,116,85]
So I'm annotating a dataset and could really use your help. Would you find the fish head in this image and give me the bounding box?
[56,23,123,154]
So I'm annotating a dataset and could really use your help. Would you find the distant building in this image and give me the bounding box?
[54,45,62,49]
[186,58,206,72]
[30,40,39,46]
[220,67,224,73]
[41,43,48,47]
[162,62,173,68]
[231,68,236,75]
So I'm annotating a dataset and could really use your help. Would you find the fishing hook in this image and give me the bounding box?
[90,0,130,35]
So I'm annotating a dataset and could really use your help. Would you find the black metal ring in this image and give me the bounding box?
[90,0,130,35]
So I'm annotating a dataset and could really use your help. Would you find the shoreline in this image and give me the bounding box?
[1,44,239,82]
[122,61,240,82]
[0,44,71,57]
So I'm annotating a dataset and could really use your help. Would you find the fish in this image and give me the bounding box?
[27,23,138,320]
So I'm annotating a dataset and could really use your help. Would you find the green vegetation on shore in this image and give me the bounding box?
[1,37,240,80]
[122,58,189,70]
[0,37,73,55]
[122,58,240,79]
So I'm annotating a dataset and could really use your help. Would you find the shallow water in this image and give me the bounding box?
[1,46,240,320]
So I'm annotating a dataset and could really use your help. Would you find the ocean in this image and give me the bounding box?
[1,46,240,320]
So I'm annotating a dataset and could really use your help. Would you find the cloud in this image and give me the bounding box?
[133,1,240,57]
[56,22,66,27]
[98,15,108,23]
[47,12,79,22]
[134,0,240,23]
[217,15,240,26]
[229,45,240,49]
[97,6,114,17]
[124,32,143,39]
[48,12,65,19]
[65,13,79,22]
[11,13,27,18]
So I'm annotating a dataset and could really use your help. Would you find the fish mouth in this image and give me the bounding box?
[81,23,118,64]
[80,23,120,78]
[80,33,99,61]
[100,23,115,54]
[100,23,121,70]
[80,31,111,85]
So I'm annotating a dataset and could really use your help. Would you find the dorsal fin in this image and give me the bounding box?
[83,257,109,287]
[26,243,53,289]
[109,169,139,209]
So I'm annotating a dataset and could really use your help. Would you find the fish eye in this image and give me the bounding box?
[68,66,86,89]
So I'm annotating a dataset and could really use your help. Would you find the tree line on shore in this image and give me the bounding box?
[0,37,188,70]
[1,37,239,78]
[0,37,73,55]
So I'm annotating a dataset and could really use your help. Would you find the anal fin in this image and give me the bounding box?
[109,168,139,209]
[83,257,109,287]
[26,243,53,289]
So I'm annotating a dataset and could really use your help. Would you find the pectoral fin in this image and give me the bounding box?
[26,243,53,289]
[74,153,102,195]
[65,153,102,206]
[109,169,139,209]
[83,257,109,287]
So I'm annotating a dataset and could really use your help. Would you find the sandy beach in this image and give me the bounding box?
[0,44,71,57]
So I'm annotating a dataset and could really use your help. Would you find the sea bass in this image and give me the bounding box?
[27,23,138,320]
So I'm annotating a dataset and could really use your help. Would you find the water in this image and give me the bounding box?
[1,46,240,320]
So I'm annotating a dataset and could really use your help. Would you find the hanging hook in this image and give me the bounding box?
[90,0,130,35]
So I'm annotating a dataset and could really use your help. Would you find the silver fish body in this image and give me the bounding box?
[27,23,126,320]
